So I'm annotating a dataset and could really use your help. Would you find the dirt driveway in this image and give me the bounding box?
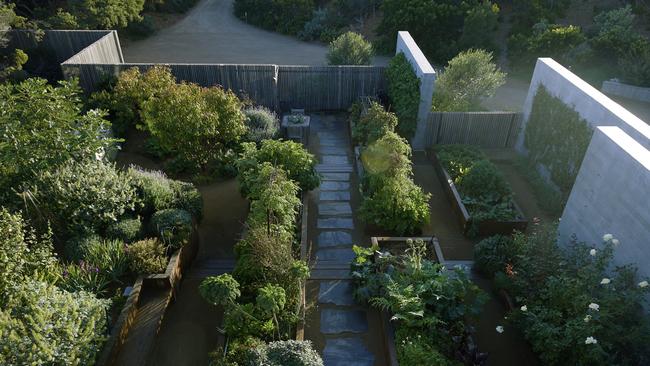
[122,0,389,66]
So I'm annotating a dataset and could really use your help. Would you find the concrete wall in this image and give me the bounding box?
[602,79,650,103]
[63,31,123,64]
[559,126,650,278]
[395,31,436,150]
[517,58,650,152]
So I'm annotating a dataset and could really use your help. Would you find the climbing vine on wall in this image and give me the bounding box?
[386,52,420,139]
[524,86,593,200]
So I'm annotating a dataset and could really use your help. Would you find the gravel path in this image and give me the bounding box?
[122,0,388,65]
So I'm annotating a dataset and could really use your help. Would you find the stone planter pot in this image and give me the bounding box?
[282,114,310,146]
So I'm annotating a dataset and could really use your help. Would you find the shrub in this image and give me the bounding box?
[385,53,420,138]
[83,238,129,283]
[298,8,342,42]
[142,80,246,173]
[0,280,109,366]
[459,1,499,52]
[29,160,138,239]
[68,0,145,29]
[233,0,314,35]
[359,175,430,235]
[247,340,324,366]
[474,235,522,277]
[59,261,111,295]
[45,8,79,28]
[124,14,156,39]
[432,49,505,111]
[106,217,143,243]
[244,106,280,143]
[508,22,587,71]
[236,140,319,194]
[352,101,398,146]
[150,208,193,249]
[435,145,484,179]
[456,160,512,200]
[0,78,116,197]
[170,180,203,220]
[592,6,640,59]
[395,329,456,366]
[127,166,176,215]
[126,238,167,275]
[64,234,104,262]
[361,131,412,192]
[619,39,650,87]
[200,273,241,306]
[326,31,374,65]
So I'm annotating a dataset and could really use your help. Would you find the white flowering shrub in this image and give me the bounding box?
[0,280,109,366]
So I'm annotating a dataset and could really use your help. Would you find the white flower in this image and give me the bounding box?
[603,234,613,242]
[600,278,611,285]
[520,305,527,312]
[585,336,598,345]
[496,326,504,334]
[584,315,592,323]
[639,281,649,288]
[589,249,597,256]
[612,239,620,246]
[588,303,600,311]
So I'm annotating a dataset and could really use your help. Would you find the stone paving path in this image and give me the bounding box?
[310,116,376,366]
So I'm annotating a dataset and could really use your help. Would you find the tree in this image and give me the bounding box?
[0,78,116,201]
[459,1,499,52]
[326,31,373,65]
[431,49,505,111]
[67,0,146,29]
[233,0,314,35]
[141,80,246,173]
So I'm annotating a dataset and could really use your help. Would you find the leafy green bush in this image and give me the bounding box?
[619,39,650,87]
[247,340,324,366]
[233,0,314,35]
[237,140,319,194]
[124,14,156,39]
[126,238,168,275]
[68,0,145,28]
[128,166,176,215]
[432,49,505,111]
[495,227,650,365]
[456,160,511,201]
[106,217,143,243]
[170,180,203,220]
[386,53,420,138]
[592,6,640,59]
[84,238,129,284]
[0,78,116,197]
[298,8,343,42]
[150,208,193,250]
[244,106,280,143]
[59,261,111,295]
[64,234,103,262]
[29,160,138,239]
[352,101,398,146]
[435,144,484,179]
[395,329,457,366]
[509,0,570,34]
[459,0,499,52]
[474,235,522,277]
[0,280,109,366]
[326,31,374,65]
[361,131,412,193]
[524,86,593,199]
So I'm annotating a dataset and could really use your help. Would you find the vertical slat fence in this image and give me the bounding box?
[425,112,522,148]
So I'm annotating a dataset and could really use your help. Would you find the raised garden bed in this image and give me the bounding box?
[430,151,528,237]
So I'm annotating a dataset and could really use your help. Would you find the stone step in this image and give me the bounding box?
[320,309,368,334]
[310,268,351,280]
[320,140,349,147]
[315,248,356,262]
[318,231,353,248]
[318,202,352,216]
[321,155,351,165]
[320,172,350,182]
[323,338,375,366]
[186,259,235,279]
[320,147,349,156]
[318,280,356,306]
[317,218,354,229]
[319,191,351,201]
[320,181,350,191]
[316,165,354,173]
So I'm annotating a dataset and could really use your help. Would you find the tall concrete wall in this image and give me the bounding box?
[517,58,650,152]
[395,31,436,150]
[63,31,123,64]
[559,126,650,278]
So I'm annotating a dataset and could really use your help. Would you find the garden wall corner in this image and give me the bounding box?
[395,31,436,150]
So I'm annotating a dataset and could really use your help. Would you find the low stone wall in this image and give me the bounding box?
[602,79,650,103]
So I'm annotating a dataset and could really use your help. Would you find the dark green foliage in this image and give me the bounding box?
[524,86,593,200]
[64,234,103,262]
[247,340,324,366]
[0,78,116,200]
[150,208,193,250]
[386,53,420,138]
[619,39,650,87]
[200,273,241,306]
[457,160,511,201]
[352,101,398,146]
[27,160,138,240]
[67,0,145,29]
[124,14,155,39]
[233,0,314,35]
[514,157,564,217]
[326,31,374,65]
[106,217,143,243]
[170,180,203,220]
[297,8,344,42]
[510,0,571,34]
[237,140,319,194]
[459,1,499,52]
[126,238,167,275]
[128,167,176,216]
[244,106,280,143]
[474,235,522,277]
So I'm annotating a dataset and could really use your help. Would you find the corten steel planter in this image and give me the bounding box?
[430,152,528,237]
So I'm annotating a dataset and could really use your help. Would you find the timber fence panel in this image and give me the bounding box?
[425,112,522,148]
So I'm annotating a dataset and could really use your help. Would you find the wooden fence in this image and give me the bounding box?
[422,112,522,148]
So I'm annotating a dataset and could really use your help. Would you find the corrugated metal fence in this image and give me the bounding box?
[423,112,522,148]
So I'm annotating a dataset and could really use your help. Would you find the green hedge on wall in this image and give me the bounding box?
[386,53,420,138]
[524,86,593,201]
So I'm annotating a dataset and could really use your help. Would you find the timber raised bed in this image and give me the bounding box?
[430,151,528,237]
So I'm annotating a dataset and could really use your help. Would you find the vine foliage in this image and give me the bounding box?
[386,53,420,138]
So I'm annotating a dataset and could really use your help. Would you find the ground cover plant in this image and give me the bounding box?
[435,145,518,235]
[474,228,650,365]
[351,101,430,235]
[352,239,487,365]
